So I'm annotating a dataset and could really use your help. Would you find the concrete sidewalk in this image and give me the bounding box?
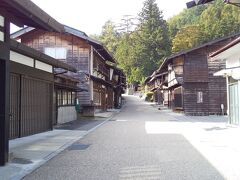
[147,103,240,180]
[0,110,119,180]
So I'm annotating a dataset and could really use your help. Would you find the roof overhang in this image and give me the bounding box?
[11,26,116,63]
[187,0,240,8]
[210,37,240,60]
[214,67,240,79]
[150,87,157,92]
[186,0,214,8]
[214,69,232,77]
[144,76,152,85]
[155,72,168,78]
[158,33,240,74]
[64,26,116,63]
[0,0,64,32]
[90,75,112,87]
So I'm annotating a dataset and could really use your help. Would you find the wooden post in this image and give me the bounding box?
[0,17,10,166]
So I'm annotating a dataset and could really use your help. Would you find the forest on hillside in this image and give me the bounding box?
[94,0,240,84]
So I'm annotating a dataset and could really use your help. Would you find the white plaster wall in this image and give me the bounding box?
[57,106,77,124]
[10,51,34,67]
[0,15,4,27]
[35,60,53,73]
[0,31,4,42]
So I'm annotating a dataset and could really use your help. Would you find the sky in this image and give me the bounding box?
[28,0,188,35]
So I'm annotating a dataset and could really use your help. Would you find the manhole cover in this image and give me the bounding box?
[11,158,33,164]
[68,144,90,151]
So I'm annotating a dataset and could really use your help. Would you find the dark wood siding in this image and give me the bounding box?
[183,83,209,116]
[20,76,52,137]
[21,30,91,105]
[208,58,227,114]
[9,65,53,139]
[9,73,20,139]
[184,52,209,83]
[107,87,114,109]
[19,29,120,112]
[93,81,106,110]
[174,86,183,109]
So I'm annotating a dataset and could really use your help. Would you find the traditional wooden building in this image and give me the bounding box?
[210,37,240,125]
[0,0,78,165]
[145,70,168,105]
[11,25,125,115]
[106,64,126,108]
[54,74,80,124]
[9,40,76,139]
[146,33,240,115]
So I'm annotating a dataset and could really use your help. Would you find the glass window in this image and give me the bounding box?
[44,47,67,59]
[62,91,68,105]
[68,92,72,105]
[57,90,76,106]
[57,90,62,106]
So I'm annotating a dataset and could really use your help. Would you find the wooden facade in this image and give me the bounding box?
[107,64,126,108]
[146,34,240,115]
[8,41,77,139]
[54,74,80,124]
[0,0,71,165]
[9,61,54,139]
[12,26,126,115]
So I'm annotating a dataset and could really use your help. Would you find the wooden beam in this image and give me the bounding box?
[0,8,24,27]
[0,18,10,166]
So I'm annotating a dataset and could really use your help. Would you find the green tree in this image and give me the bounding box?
[169,0,240,52]
[98,20,119,55]
[199,1,240,41]
[168,5,206,41]
[172,25,204,53]
[115,34,134,80]
[133,0,170,81]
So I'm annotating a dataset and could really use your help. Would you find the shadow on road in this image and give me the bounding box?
[54,118,106,131]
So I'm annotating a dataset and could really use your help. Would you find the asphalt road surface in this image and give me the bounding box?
[24,96,224,180]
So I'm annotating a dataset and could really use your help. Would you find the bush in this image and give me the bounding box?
[145,92,153,102]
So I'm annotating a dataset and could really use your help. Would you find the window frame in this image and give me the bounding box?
[44,47,67,60]
[57,90,76,107]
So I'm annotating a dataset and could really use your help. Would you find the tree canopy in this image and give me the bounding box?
[95,0,240,85]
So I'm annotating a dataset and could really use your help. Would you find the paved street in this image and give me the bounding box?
[23,95,239,180]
